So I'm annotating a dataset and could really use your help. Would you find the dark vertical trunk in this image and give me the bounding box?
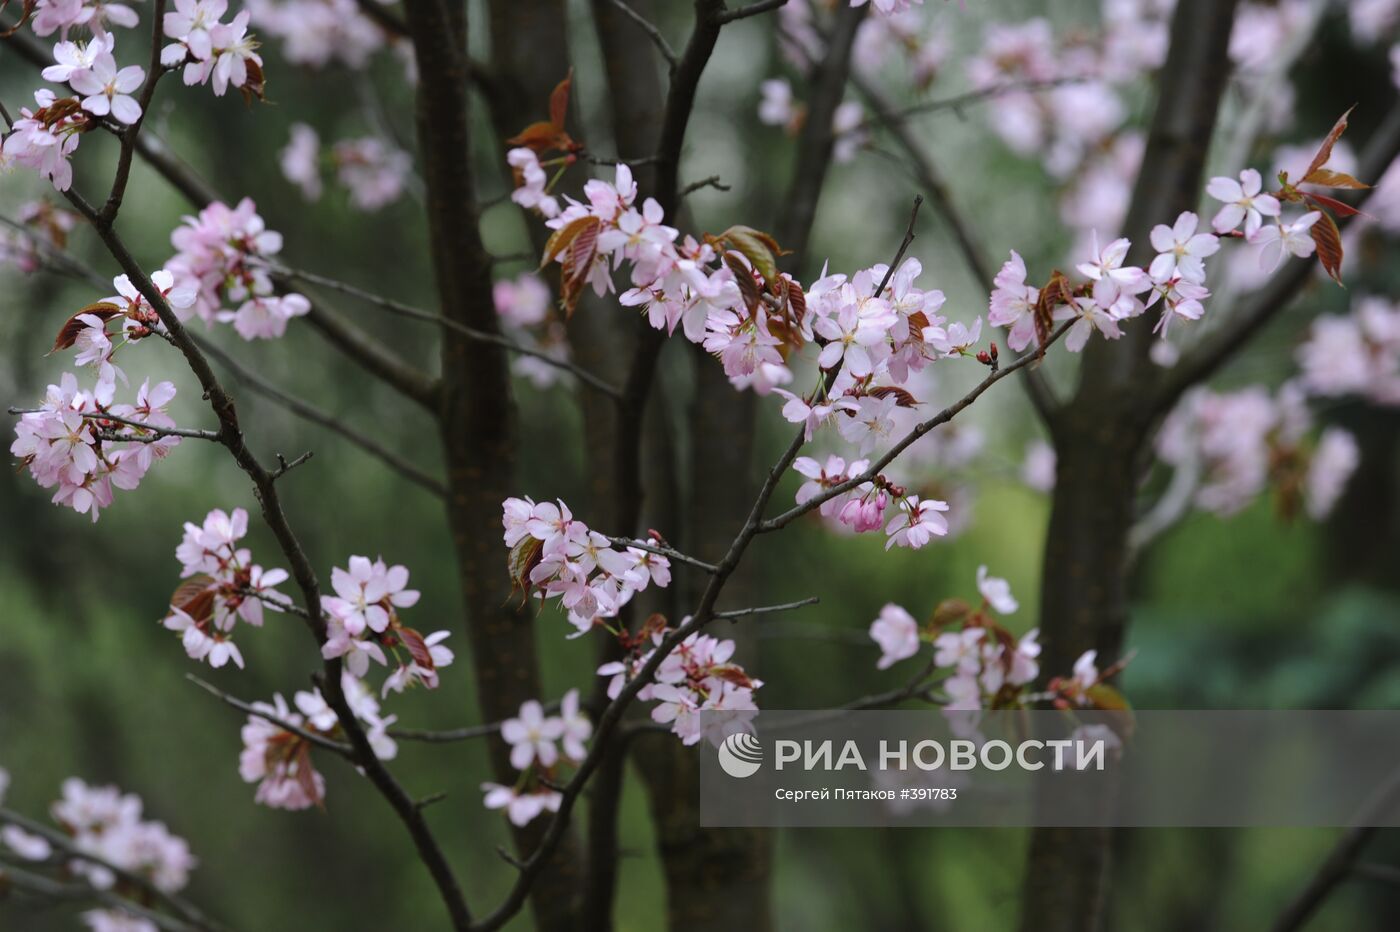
[404,4,580,928]
[1018,3,1238,927]
[1018,410,1144,932]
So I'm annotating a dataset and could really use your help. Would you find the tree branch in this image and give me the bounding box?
[279,264,623,399]
[186,673,354,757]
[56,186,474,931]
[608,0,677,70]
[715,0,789,24]
[760,319,1075,532]
[192,334,449,497]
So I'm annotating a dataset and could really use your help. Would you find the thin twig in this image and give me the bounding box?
[858,76,1091,132]
[679,174,731,198]
[271,450,315,480]
[186,674,354,756]
[192,334,449,498]
[608,0,677,70]
[712,596,819,620]
[279,265,624,400]
[715,0,790,24]
[603,536,719,573]
[6,407,223,442]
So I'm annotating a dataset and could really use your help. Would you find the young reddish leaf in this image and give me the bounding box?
[785,278,807,328]
[1304,105,1356,180]
[724,253,762,315]
[867,385,919,407]
[548,70,572,132]
[716,225,787,286]
[559,218,601,317]
[398,626,435,670]
[1303,191,1365,218]
[540,215,599,268]
[507,536,543,603]
[170,574,217,624]
[1301,168,1369,190]
[930,598,971,628]
[52,302,122,351]
[1310,211,1345,285]
[0,0,36,37]
[507,121,574,153]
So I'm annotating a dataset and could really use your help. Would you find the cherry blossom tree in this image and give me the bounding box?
[4,0,1400,930]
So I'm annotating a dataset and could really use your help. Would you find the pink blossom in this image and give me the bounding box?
[869,603,920,670]
[977,565,1018,614]
[1207,169,1281,236]
[884,496,950,549]
[1248,212,1322,271]
[279,123,323,200]
[1148,211,1220,283]
[70,54,145,124]
[987,250,1040,352]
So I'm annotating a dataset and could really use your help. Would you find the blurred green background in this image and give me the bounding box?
[5,0,1400,929]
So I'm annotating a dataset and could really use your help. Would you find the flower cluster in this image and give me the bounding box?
[502,497,673,635]
[1156,383,1359,520]
[598,622,761,747]
[869,567,1118,714]
[480,691,593,826]
[494,272,574,389]
[757,78,868,163]
[278,124,412,211]
[161,1,265,98]
[0,773,197,932]
[30,0,140,37]
[0,200,78,274]
[239,673,397,811]
[245,0,391,70]
[320,555,455,696]
[166,198,311,339]
[1297,296,1400,406]
[2,90,92,191]
[11,371,182,523]
[162,507,290,669]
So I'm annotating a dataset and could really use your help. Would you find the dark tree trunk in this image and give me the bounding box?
[404,3,581,928]
[1018,2,1239,929]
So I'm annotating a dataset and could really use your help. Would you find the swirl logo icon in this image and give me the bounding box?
[717,732,763,779]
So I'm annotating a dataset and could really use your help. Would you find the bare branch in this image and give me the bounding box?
[1270,763,1400,932]
[280,264,624,399]
[193,334,449,498]
[603,535,719,573]
[271,449,315,479]
[860,76,1091,131]
[98,0,169,227]
[186,674,354,757]
[609,0,677,70]
[716,0,789,24]
[712,596,819,620]
[679,174,731,198]
[7,407,222,442]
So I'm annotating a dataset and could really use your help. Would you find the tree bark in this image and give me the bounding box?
[1018,3,1239,930]
[403,3,581,928]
